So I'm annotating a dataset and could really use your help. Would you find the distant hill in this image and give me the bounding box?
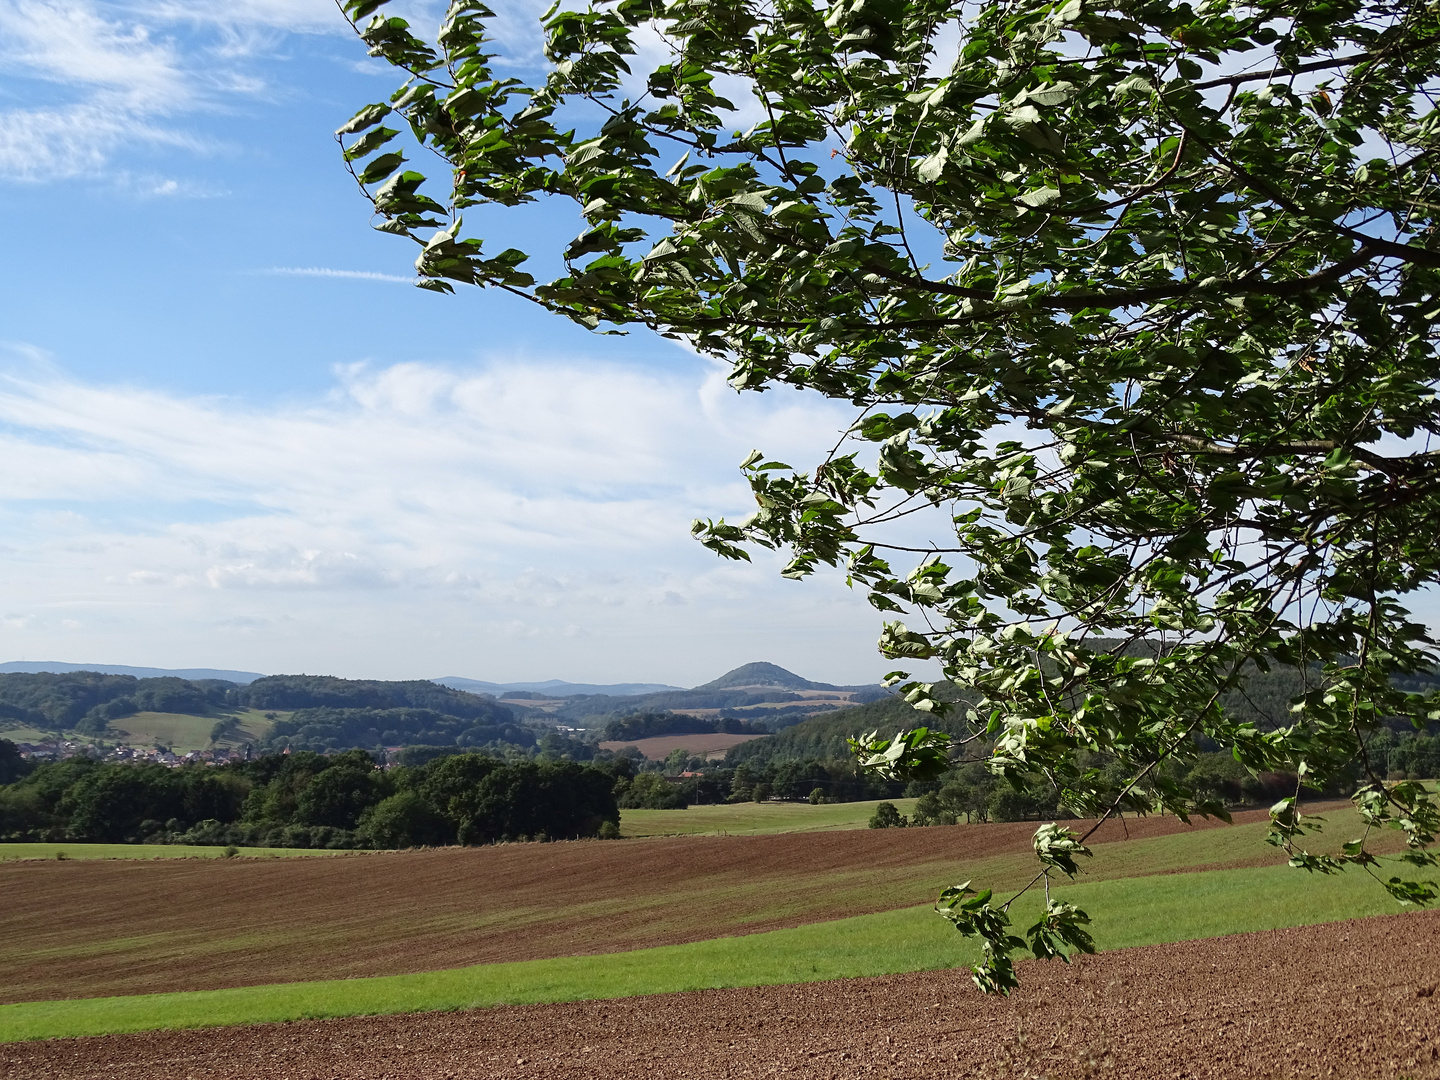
[0,662,264,683]
[237,675,507,719]
[543,663,890,727]
[693,661,839,692]
[436,662,878,701]
[433,677,684,697]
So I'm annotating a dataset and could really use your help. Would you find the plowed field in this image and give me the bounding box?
[0,808,1318,1004]
[597,733,768,758]
[6,909,1437,1079]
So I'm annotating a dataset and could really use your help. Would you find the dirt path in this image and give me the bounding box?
[6,909,1438,1079]
[1,807,1313,1003]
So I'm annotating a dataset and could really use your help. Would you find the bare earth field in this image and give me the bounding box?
[597,732,768,759]
[6,910,1437,1080]
[0,808,1312,1004]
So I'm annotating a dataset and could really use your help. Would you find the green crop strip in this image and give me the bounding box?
[1,857,1426,1043]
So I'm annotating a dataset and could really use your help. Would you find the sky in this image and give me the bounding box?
[0,0,910,687]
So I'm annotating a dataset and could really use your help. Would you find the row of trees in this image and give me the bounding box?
[0,745,622,848]
[1368,730,1440,781]
[602,710,767,742]
[866,747,1363,831]
[611,757,912,807]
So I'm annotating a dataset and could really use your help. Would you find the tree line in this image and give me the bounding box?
[869,744,1401,832]
[601,710,767,743]
[236,675,510,718]
[0,743,621,849]
[263,706,533,755]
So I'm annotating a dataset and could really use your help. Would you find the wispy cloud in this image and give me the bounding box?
[0,0,355,181]
[0,0,192,178]
[0,356,896,683]
[124,0,349,36]
[266,266,414,284]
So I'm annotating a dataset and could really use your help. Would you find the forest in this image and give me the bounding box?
[0,747,622,849]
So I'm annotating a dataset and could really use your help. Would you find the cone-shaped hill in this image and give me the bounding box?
[692,662,840,693]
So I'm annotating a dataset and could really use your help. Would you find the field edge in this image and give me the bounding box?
[0,858,1426,1045]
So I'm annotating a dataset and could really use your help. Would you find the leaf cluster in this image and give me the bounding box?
[341,0,1440,991]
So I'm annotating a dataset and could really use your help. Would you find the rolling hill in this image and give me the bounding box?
[538,663,890,728]
[434,677,684,697]
[0,662,264,683]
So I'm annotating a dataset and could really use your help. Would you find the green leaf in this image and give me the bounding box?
[358,152,406,185]
[850,726,952,781]
[1032,823,1092,878]
[344,0,390,21]
[343,126,399,162]
[1017,186,1062,209]
[337,103,392,135]
[917,148,948,182]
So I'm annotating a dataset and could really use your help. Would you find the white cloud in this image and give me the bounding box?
[266,266,414,283]
[0,354,903,684]
[0,0,194,178]
[0,0,187,105]
[0,0,358,180]
[127,0,347,35]
[0,102,185,179]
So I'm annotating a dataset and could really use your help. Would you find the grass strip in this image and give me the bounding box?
[0,843,347,862]
[0,856,1426,1043]
[618,798,921,837]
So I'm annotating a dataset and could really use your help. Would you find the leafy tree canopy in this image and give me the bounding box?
[340,0,1440,991]
[264,706,531,753]
[237,675,506,718]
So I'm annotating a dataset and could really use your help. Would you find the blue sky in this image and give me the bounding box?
[0,0,904,686]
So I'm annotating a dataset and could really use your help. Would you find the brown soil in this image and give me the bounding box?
[6,910,1438,1079]
[0,806,1338,1004]
[597,732,769,759]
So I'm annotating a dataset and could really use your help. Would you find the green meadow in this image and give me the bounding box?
[107,709,277,753]
[0,843,347,862]
[1,708,279,755]
[0,853,1427,1043]
[619,797,921,837]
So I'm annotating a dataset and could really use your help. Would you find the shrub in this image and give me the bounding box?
[616,772,688,810]
[868,802,907,829]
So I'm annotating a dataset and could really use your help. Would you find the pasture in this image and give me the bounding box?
[106,709,276,753]
[0,723,62,745]
[0,708,278,755]
[618,797,920,836]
